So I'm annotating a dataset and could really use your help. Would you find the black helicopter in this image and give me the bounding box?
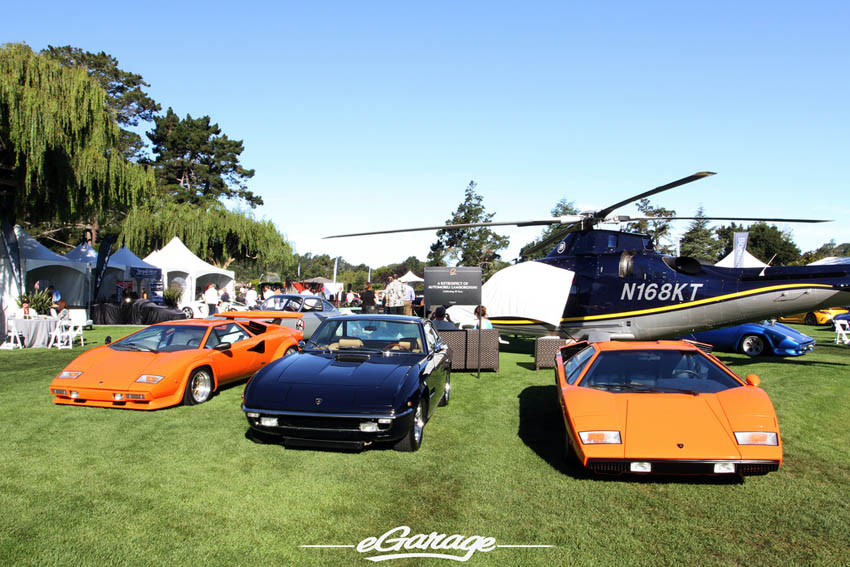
[327,172,850,341]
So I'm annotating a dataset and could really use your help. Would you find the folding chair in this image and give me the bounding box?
[48,320,74,349]
[835,319,850,345]
[3,318,24,349]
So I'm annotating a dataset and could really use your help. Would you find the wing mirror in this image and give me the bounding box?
[105,335,112,345]
[746,374,761,387]
[213,342,232,351]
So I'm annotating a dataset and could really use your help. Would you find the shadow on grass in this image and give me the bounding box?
[517,385,744,485]
[715,354,849,368]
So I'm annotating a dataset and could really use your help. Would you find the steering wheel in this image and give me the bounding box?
[674,369,701,379]
[383,343,408,351]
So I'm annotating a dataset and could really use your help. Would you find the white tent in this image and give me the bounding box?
[96,246,163,301]
[808,256,850,266]
[144,237,234,306]
[1,226,89,309]
[398,271,424,283]
[715,250,768,268]
[447,261,574,328]
[65,242,98,263]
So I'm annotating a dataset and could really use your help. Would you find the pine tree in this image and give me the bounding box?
[427,181,509,276]
[679,206,722,261]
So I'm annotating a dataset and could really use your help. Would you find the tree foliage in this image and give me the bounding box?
[0,43,155,225]
[798,240,850,265]
[427,181,509,276]
[715,222,801,266]
[147,108,260,208]
[625,199,676,253]
[679,206,723,262]
[41,45,161,161]
[520,198,580,260]
[121,202,292,269]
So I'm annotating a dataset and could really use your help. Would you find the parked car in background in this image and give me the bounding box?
[830,310,850,330]
[243,315,451,451]
[779,308,848,326]
[49,312,303,410]
[258,294,340,339]
[682,320,815,357]
[182,300,248,319]
[555,340,782,477]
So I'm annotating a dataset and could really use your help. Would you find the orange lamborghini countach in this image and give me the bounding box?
[555,340,782,477]
[49,312,303,410]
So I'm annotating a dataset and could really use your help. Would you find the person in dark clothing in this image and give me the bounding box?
[431,306,458,331]
[361,283,376,314]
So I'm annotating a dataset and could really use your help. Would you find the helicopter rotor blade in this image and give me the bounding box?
[323,216,584,239]
[615,215,831,223]
[594,172,716,220]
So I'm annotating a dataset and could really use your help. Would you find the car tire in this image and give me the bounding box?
[438,372,451,407]
[182,306,194,319]
[394,399,425,452]
[740,335,765,357]
[563,434,577,465]
[183,368,214,405]
[804,313,817,325]
[284,346,298,357]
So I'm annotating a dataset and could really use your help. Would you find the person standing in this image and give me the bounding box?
[402,280,415,316]
[220,289,231,312]
[245,286,258,309]
[385,275,405,315]
[360,284,376,314]
[204,283,220,316]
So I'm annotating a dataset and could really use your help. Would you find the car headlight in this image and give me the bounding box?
[579,430,622,444]
[136,374,165,384]
[57,371,82,379]
[734,432,778,445]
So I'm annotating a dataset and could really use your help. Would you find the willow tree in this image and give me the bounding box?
[0,43,155,227]
[121,202,294,271]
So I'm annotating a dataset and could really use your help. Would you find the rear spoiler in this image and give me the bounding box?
[218,310,304,321]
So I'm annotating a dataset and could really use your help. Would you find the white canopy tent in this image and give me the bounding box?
[1,226,89,310]
[65,242,98,263]
[398,271,424,283]
[808,256,850,266]
[447,261,574,328]
[144,237,234,307]
[715,250,768,268]
[99,246,163,301]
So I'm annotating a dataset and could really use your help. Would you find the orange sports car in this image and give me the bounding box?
[555,340,782,477]
[49,311,303,410]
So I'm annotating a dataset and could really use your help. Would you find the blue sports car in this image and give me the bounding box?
[683,320,815,357]
[242,315,451,451]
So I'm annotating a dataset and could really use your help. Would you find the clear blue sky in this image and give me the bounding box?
[7,1,850,267]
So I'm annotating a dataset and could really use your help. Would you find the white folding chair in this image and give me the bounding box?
[48,320,74,349]
[68,310,88,345]
[835,319,850,345]
[3,318,23,349]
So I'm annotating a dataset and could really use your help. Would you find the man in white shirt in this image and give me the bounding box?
[245,287,258,308]
[385,275,405,315]
[402,282,415,316]
[204,284,219,315]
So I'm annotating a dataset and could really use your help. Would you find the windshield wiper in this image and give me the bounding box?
[590,383,653,392]
[117,342,157,353]
[648,386,701,396]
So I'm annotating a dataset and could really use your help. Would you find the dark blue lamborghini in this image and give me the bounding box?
[242,315,451,451]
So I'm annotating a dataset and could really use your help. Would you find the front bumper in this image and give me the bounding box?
[49,385,177,410]
[585,458,780,476]
[242,404,414,446]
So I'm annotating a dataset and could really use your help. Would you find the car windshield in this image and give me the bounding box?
[308,319,424,353]
[111,325,208,353]
[579,350,743,394]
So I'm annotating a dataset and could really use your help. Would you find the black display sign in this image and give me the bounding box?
[424,267,482,306]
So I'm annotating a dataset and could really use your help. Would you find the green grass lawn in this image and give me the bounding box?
[1,325,848,567]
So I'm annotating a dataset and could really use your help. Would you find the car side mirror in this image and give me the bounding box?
[105,335,112,345]
[746,374,761,387]
[213,342,232,351]
[298,340,306,349]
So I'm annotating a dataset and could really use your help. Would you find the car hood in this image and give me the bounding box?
[622,394,740,459]
[566,387,761,459]
[246,351,418,412]
[764,322,814,343]
[53,345,200,390]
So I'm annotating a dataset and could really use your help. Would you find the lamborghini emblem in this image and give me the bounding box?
[315,398,323,405]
